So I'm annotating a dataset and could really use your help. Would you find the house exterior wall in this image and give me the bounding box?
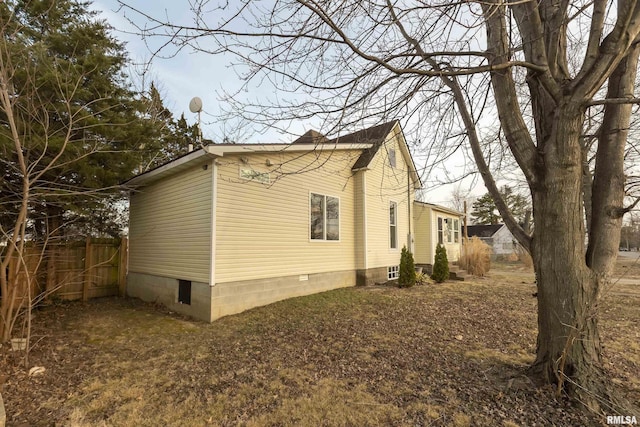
[354,171,366,270]
[413,203,462,265]
[127,163,213,320]
[362,132,414,280]
[127,273,212,320]
[128,163,212,282]
[432,210,462,263]
[211,270,354,319]
[214,149,360,282]
[492,226,518,255]
[126,125,419,321]
[413,203,433,265]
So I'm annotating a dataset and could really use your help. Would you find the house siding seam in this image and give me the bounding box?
[128,163,212,283]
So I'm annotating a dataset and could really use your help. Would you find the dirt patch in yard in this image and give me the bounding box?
[0,262,638,426]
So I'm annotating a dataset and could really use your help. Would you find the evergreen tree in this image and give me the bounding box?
[471,185,530,225]
[134,85,195,173]
[431,244,449,283]
[398,246,415,288]
[0,0,180,238]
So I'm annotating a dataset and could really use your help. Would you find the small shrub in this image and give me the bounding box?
[398,246,416,288]
[415,272,429,285]
[431,243,449,283]
[459,236,492,276]
[506,252,519,262]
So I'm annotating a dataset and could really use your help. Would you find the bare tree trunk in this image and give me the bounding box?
[528,109,609,411]
[587,43,640,274]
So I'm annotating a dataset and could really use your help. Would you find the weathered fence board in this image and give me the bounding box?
[3,238,128,303]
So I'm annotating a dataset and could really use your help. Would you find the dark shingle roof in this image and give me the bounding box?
[329,121,398,170]
[466,224,504,238]
[291,129,329,145]
[290,120,399,170]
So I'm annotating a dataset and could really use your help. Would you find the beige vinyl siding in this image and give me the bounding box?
[413,203,433,265]
[364,133,414,268]
[129,163,212,283]
[214,149,361,283]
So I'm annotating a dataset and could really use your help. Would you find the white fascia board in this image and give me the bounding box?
[205,143,372,156]
[124,149,213,187]
[415,201,465,217]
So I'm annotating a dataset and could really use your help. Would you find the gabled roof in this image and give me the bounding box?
[331,121,398,170]
[124,120,421,189]
[466,224,505,238]
[291,121,400,170]
[291,129,329,145]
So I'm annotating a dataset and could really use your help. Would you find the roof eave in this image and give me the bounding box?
[123,149,213,188]
[206,142,372,156]
[414,201,465,217]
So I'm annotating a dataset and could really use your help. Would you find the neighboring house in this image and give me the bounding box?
[124,121,421,322]
[414,202,464,267]
[466,224,518,256]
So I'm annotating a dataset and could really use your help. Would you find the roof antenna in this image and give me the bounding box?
[188,96,203,151]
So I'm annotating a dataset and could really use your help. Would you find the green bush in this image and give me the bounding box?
[398,246,416,288]
[431,243,449,283]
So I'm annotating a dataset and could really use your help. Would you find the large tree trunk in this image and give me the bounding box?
[528,107,608,411]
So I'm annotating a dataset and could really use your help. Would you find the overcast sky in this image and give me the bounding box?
[91,0,479,207]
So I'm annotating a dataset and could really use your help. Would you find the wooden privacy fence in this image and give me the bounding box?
[4,237,128,303]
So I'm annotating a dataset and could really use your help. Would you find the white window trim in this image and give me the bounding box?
[437,216,444,245]
[388,148,396,168]
[309,191,341,242]
[389,200,399,251]
[388,265,399,280]
[453,218,460,243]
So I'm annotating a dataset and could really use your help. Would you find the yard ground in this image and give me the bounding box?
[1,259,639,426]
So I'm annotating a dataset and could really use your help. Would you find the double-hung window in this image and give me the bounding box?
[437,217,444,244]
[390,201,398,249]
[310,193,340,241]
[453,219,460,243]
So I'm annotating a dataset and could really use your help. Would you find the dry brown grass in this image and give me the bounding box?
[1,262,638,426]
[515,245,533,269]
[459,236,492,276]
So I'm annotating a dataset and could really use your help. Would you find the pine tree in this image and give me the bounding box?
[470,185,530,225]
[398,246,416,288]
[431,244,449,283]
[0,0,178,238]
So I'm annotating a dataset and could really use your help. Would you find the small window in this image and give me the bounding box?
[437,217,444,244]
[445,218,453,243]
[388,266,399,280]
[390,201,397,249]
[178,280,191,305]
[454,219,460,243]
[389,149,396,168]
[310,193,340,241]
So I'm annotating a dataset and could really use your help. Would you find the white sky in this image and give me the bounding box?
[91,0,483,207]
